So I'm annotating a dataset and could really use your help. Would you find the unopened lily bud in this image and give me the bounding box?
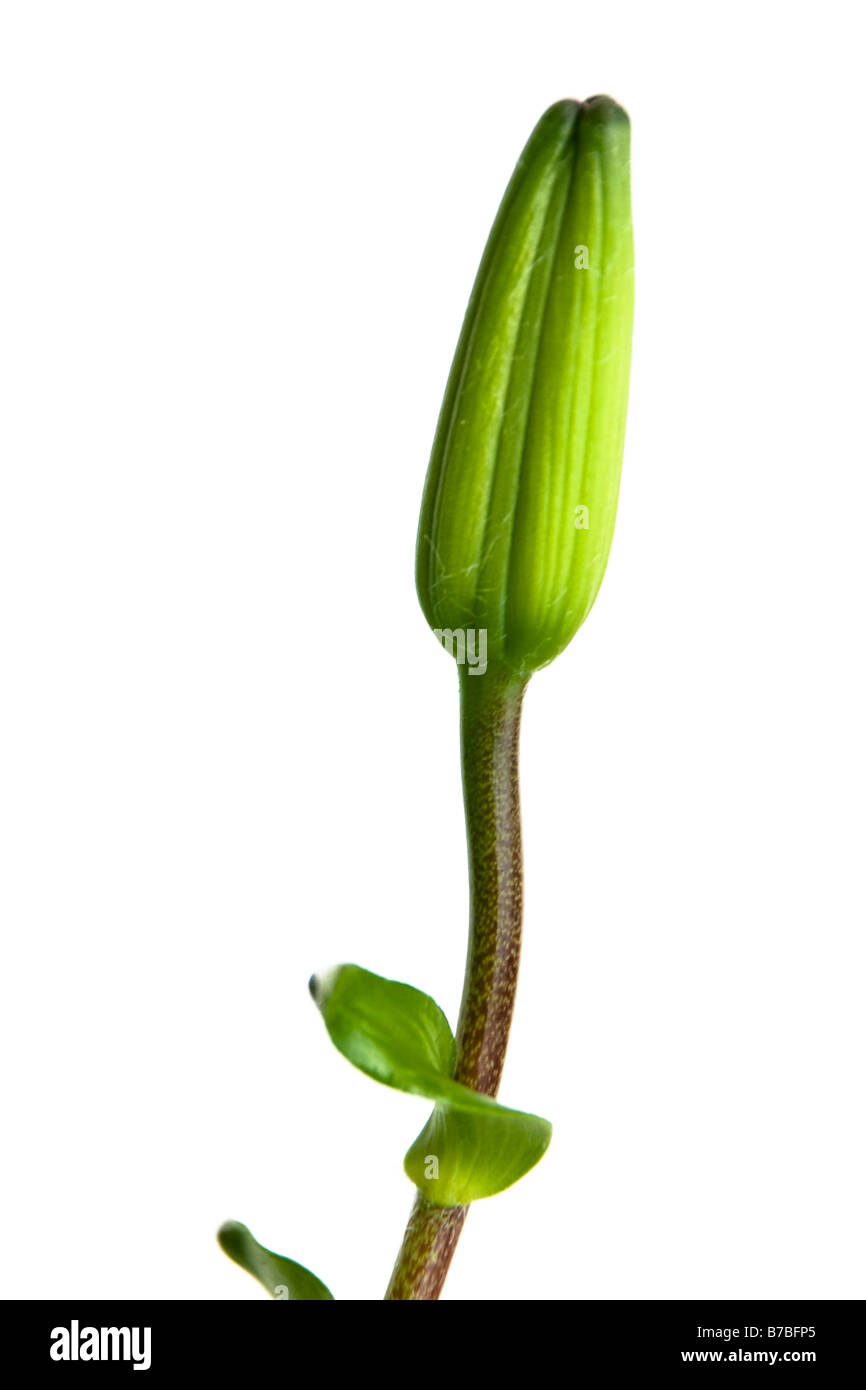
[416,97,634,676]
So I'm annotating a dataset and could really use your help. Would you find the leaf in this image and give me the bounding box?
[310,963,551,1205]
[404,1101,551,1207]
[309,963,454,1097]
[217,1221,334,1300]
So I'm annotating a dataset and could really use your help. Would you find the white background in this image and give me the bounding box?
[1,1,864,1302]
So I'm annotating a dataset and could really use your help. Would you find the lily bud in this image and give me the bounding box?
[416,97,634,676]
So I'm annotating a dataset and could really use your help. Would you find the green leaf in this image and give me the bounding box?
[217,1221,334,1300]
[404,1101,551,1207]
[310,963,551,1205]
[309,963,454,1097]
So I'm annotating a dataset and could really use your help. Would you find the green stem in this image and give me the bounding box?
[385,664,528,1300]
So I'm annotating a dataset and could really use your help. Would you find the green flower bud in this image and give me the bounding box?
[416,97,634,677]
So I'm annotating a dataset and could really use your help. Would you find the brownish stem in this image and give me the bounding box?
[385,664,528,1300]
[383,1196,468,1301]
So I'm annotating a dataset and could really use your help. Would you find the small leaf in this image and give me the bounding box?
[404,1102,551,1206]
[310,963,551,1204]
[217,1221,334,1300]
[309,963,455,1097]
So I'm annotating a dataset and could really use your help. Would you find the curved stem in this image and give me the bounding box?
[452,665,527,1095]
[385,664,528,1300]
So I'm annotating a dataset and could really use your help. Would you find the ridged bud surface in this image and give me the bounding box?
[416,97,634,676]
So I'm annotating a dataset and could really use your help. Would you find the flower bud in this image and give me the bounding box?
[416,97,634,676]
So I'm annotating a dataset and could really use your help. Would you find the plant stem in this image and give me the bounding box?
[385,664,528,1300]
[451,665,528,1096]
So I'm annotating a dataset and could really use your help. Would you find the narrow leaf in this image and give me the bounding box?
[217,1220,334,1300]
